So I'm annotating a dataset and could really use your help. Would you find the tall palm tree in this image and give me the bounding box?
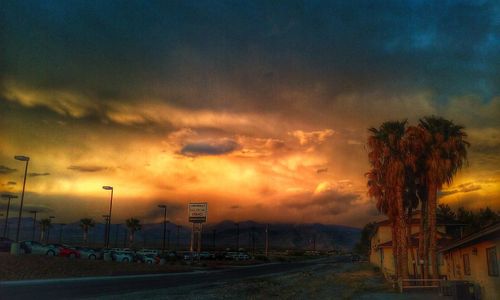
[39,218,52,242]
[125,218,142,246]
[418,116,469,278]
[367,121,409,279]
[79,218,95,244]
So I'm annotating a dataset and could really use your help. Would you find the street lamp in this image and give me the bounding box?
[2,194,18,238]
[29,210,38,241]
[158,205,167,253]
[59,223,66,243]
[102,186,113,248]
[102,214,110,247]
[46,216,55,243]
[14,155,29,244]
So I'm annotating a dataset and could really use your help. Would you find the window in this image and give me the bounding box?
[486,247,498,276]
[463,254,471,275]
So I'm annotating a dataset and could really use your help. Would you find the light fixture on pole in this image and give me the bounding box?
[102,186,113,248]
[158,205,167,253]
[13,155,29,244]
[2,194,18,238]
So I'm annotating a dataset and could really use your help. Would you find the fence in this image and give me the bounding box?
[398,279,479,300]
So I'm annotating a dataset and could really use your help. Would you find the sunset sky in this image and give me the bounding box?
[1,1,499,227]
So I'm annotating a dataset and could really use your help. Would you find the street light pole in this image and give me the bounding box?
[176,225,181,250]
[59,223,66,243]
[14,155,29,243]
[29,210,37,241]
[158,205,167,253]
[235,222,240,251]
[102,186,113,248]
[102,215,110,247]
[2,194,18,238]
[47,216,55,243]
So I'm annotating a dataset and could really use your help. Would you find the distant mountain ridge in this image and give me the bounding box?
[1,218,360,251]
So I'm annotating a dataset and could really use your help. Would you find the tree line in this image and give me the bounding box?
[366,116,469,280]
[37,217,142,246]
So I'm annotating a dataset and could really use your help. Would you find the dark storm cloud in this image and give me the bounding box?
[0,165,16,174]
[68,165,108,173]
[28,172,50,177]
[288,189,360,215]
[1,0,498,117]
[143,201,184,221]
[180,139,239,156]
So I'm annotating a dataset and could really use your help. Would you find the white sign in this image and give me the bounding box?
[189,202,208,223]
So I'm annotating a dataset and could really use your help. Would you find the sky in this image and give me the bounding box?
[0,0,499,227]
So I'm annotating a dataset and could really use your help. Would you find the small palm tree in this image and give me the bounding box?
[39,218,52,242]
[80,218,95,244]
[125,218,142,246]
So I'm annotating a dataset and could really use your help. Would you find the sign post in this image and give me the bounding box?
[188,202,208,260]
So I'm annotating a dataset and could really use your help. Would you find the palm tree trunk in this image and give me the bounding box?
[407,209,416,278]
[397,193,409,280]
[428,183,439,279]
[419,199,429,279]
[83,228,88,244]
[129,231,134,247]
[392,219,399,279]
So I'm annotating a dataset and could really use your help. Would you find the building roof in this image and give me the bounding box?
[439,222,500,253]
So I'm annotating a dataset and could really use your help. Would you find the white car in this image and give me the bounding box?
[21,241,60,256]
[136,248,160,256]
[112,251,134,262]
[75,247,101,260]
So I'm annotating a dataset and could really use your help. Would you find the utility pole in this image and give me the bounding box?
[176,225,181,250]
[30,210,37,241]
[212,229,216,250]
[59,223,66,243]
[265,224,269,257]
[313,233,317,251]
[235,222,240,251]
[114,224,119,247]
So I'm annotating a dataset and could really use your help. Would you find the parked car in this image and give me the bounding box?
[0,237,13,252]
[50,244,80,259]
[135,253,157,264]
[75,247,102,260]
[21,241,60,256]
[136,248,160,256]
[111,251,134,262]
[199,251,215,260]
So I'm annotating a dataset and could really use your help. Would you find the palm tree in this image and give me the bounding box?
[418,116,469,278]
[79,218,95,244]
[367,121,409,279]
[125,218,142,246]
[39,218,52,242]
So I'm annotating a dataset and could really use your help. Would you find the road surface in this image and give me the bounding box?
[0,258,336,299]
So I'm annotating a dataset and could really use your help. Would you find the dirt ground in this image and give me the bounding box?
[96,261,406,300]
[0,253,191,280]
[0,252,272,281]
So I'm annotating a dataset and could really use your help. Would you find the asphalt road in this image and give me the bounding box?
[0,258,340,299]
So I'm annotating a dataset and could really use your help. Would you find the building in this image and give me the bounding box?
[369,212,452,278]
[439,223,500,300]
